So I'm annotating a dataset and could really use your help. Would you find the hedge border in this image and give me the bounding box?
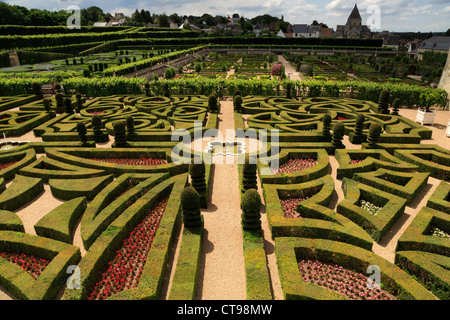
[275,237,437,300]
[0,230,81,300]
[337,178,407,242]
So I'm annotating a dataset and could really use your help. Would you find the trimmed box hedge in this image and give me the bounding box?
[0,174,43,211]
[63,173,187,300]
[34,197,87,244]
[262,175,373,250]
[0,230,81,300]
[352,168,429,206]
[49,174,114,201]
[275,237,437,300]
[338,178,407,242]
[396,206,450,257]
[335,149,418,179]
[258,149,330,185]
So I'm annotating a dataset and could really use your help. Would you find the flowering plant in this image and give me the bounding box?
[0,252,50,279]
[91,157,167,166]
[298,259,394,300]
[359,199,382,216]
[89,197,168,300]
[271,158,317,174]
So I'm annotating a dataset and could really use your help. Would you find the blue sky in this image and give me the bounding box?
[4,0,450,32]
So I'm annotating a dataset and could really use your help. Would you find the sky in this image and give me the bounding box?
[3,0,450,32]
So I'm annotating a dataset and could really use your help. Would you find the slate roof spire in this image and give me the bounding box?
[348,4,362,20]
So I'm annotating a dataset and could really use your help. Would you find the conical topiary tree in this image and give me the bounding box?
[180,186,203,229]
[189,157,207,208]
[378,89,390,114]
[241,189,262,231]
[322,114,332,141]
[391,98,400,115]
[367,122,382,148]
[285,82,292,99]
[112,120,127,148]
[332,121,345,149]
[241,155,257,193]
[75,93,83,113]
[91,115,108,142]
[64,98,73,114]
[32,82,43,99]
[76,121,88,146]
[234,95,243,113]
[208,93,218,113]
[55,93,64,113]
[351,113,366,144]
[126,115,135,135]
[43,98,52,112]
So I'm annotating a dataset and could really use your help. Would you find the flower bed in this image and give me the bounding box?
[359,199,383,216]
[272,158,317,174]
[298,259,394,300]
[431,227,450,240]
[0,161,18,171]
[0,251,50,279]
[279,196,310,218]
[91,157,168,166]
[88,197,168,300]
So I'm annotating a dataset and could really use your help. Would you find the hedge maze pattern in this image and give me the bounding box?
[0,92,448,300]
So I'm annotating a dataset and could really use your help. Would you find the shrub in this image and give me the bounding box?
[31,82,42,99]
[367,122,382,147]
[180,186,202,228]
[126,115,135,135]
[378,89,390,114]
[43,98,52,112]
[64,98,73,114]
[242,155,258,193]
[91,115,102,136]
[76,121,87,145]
[189,157,207,207]
[299,64,313,76]
[322,114,332,140]
[391,98,400,115]
[112,120,127,148]
[241,189,262,231]
[332,121,345,149]
[354,114,365,137]
[55,93,64,113]
[208,93,218,113]
[234,95,243,113]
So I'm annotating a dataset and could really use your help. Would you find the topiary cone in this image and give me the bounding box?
[189,157,207,208]
[113,120,127,148]
[332,121,345,149]
[391,98,400,115]
[180,186,202,228]
[367,122,382,148]
[378,89,390,114]
[322,114,332,141]
[241,155,258,193]
[241,189,262,231]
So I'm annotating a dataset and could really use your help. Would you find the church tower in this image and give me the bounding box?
[345,4,362,38]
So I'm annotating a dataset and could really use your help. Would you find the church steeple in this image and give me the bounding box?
[348,4,362,20]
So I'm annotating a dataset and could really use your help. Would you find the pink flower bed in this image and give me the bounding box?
[350,159,364,165]
[89,197,168,300]
[0,161,18,171]
[272,158,317,174]
[280,196,309,218]
[91,157,168,166]
[0,252,50,279]
[298,259,395,300]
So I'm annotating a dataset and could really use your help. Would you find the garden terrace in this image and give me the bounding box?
[0,83,448,302]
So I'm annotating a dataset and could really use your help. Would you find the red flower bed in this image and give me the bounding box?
[350,159,364,165]
[280,196,309,218]
[337,117,348,121]
[0,252,50,279]
[272,158,317,174]
[298,259,395,300]
[88,197,169,300]
[0,161,18,171]
[91,157,168,166]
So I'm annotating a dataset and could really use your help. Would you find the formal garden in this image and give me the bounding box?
[0,28,448,301]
